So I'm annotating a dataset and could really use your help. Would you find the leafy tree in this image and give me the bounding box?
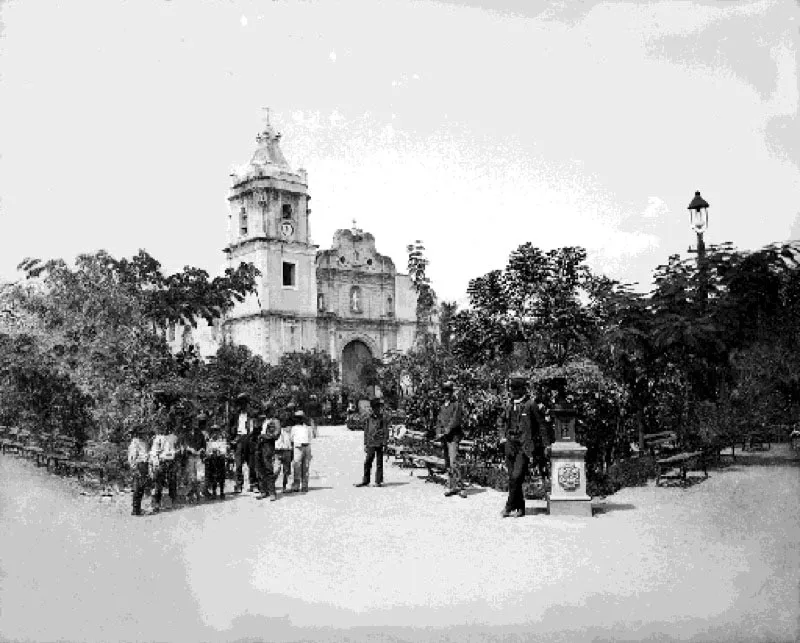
[406,240,437,345]
[267,349,339,409]
[6,250,259,442]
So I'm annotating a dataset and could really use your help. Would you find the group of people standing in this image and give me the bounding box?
[126,391,315,516]
[351,373,550,518]
[128,373,551,519]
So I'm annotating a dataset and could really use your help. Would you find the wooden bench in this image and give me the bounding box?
[643,431,679,458]
[656,451,707,487]
[745,432,771,451]
[412,438,478,485]
[0,426,17,454]
[20,431,53,465]
[44,435,104,479]
[387,429,430,469]
[1,427,27,455]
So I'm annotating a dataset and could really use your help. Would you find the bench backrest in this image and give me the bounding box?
[53,435,80,456]
[643,431,677,444]
[459,439,477,459]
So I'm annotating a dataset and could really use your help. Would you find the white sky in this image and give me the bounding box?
[0,0,798,305]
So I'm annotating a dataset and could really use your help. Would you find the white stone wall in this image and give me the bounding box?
[394,274,417,322]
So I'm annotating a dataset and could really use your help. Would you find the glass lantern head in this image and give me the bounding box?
[687,191,710,234]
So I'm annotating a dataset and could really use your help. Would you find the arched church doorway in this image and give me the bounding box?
[341,340,374,396]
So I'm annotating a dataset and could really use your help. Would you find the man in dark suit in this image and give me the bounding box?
[232,393,258,493]
[497,373,549,518]
[354,397,389,488]
[436,381,466,498]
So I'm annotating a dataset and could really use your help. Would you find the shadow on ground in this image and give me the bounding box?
[592,502,636,516]
[526,506,548,516]
[463,487,487,496]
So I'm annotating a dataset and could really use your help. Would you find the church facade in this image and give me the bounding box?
[178,119,419,390]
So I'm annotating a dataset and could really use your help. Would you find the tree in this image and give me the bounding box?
[406,240,437,345]
[7,250,260,442]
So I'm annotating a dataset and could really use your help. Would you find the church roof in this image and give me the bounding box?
[249,122,291,170]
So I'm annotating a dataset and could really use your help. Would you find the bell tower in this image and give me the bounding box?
[223,110,318,363]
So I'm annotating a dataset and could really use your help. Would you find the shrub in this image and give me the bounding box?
[346,410,369,432]
[588,455,657,497]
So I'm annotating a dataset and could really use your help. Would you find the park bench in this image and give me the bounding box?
[643,431,680,458]
[1,427,26,455]
[21,432,48,465]
[44,435,104,480]
[656,450,707,487]
[387,429,430,468]
[0,426,15,454]
[744,432,770,451]
[412,438,478,485]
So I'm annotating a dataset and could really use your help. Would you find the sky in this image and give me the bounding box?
[0,0,798,305]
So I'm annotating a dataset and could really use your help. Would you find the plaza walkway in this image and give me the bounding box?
[1,426,798,643]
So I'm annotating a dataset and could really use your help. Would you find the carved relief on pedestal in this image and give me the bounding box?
[557,463,581,492]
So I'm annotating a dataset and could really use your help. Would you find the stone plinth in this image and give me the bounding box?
[547,440,593,517]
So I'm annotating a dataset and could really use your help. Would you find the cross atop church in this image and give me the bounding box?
[352,218,358,230]
[262,107,271,128]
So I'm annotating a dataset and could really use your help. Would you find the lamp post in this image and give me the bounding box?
[687,191,710,306]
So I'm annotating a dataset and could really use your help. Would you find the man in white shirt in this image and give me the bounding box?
[150,424,179,513]
[127,427,150,516]
[289,410,312,493]
[273,414,293,492]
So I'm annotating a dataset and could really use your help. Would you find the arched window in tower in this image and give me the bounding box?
[317,293,326,312]
[282,203,293,220]
[350,286,362,314]
[386,296,394,317]
[239,207,248,236]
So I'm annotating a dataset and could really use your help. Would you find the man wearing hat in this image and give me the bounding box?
[254,406,281,501]
[181,412,207,503]
[204,423,228,499]
[354,397,389,488]
[435,381,466,498]
[497,373,549,518]
[127,426,151,516]
[289,410,312,493]
[150,413,180,513]
[232,393,259,494]
[273,409,294,492]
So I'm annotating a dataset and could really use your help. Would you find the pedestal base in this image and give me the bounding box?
[547,495,593,517]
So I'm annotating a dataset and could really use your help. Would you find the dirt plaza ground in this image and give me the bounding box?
[1,426,798,643]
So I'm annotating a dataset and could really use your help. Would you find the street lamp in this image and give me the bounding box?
[687,191,710,306]
[687,190,709,255]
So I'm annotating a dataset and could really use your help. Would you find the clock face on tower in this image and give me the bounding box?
[281,222,294,238]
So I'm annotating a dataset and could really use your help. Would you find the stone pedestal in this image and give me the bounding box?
[547,441,593,517]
